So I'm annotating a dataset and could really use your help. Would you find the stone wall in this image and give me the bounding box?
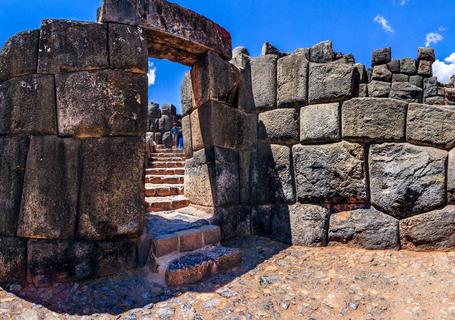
[147,102,179,147]
[0,19,148,285]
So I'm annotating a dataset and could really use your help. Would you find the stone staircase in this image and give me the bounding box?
[140,145,241,287]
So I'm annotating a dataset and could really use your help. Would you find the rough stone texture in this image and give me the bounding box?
[191,51,239,108]
[158,115,172,132]
[230,51,255,113]
[389,82,422,103]
[367,80,391,98]
[400,206,455,250]
[400,58,417,75]
[288,204,329,246]
[371,65,392,82]
[0,236,26,283]
[148,102,161,118]
[425,96,445,105]
[258,108,299,145]
[277,52,308,108]
[418,60,432,77]
[180,71,194,116]
[342,98,407,143]
[213,206,250,241]
[423,77,438,98]
[369,143,447,219]
[78,137,144,240]
[38,20,108,73]
[99,0,233,65]
[293,142,367,204]
[418,47,435,62]
[239,150,254,205]
[162,131,172,148]
[392,73,409,83]
[56,70,147,137]
[0,74,56,135]
[308,62,358,104]
[300,103,340,143]
[388,59,400,73]
[184,147,239,207]
[409,75,423,88]
[310,41,335,63]
[261,42,283,56]
[251,55,277,110]
[251,205,272,236]
[372,48,391,66]
[358,84,368,97]
[407,103,455,150]
[0,29,39,83]
[182,115,192,158]
[255,144,295,204]
[0,137,28,236]
[329,208,400,249]
[108,23,148,73]
[17,136,80,240]
[447,149,455,204]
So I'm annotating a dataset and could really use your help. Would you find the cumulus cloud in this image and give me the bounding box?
[374,15,394,33]
[147,61,156,86]
[432,53,455,84]
[425,32,444,47]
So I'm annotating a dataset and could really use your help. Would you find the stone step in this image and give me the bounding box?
[151,156,185,162]
[165,246,241,286]
[145,195,190,212]
[145,175,184,184]
[145,168,185,176]
[148,161,185,169]
[145,183,184,197]
[151,153,186,159]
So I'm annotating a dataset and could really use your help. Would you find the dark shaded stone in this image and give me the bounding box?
[418,60,432,77]
[56,70,147,137]
[17,136,80,240]
[358,84,368,97]
[0,137,28,236]
[38,19,108,73]
[95,239,137,277]
[367,80,391,98]
[392,73,409,83]
[369,143,447,219]
[388,59,400,73]
[262,42,284,56]
[239,149,254,204]
[182,115,192,158]
[0,236,26,283]
[162,131,172,148]
[149,118,159,132]
[409,75,423,88]
[310,41,335,63]
[251,205,272,237]
[161,103,176,116]
[300,102,340,143]
[148,102,161,118]
[371,64,392,82]
[293,142,367,204]
[214,206,250,241]
[78,137,145,240]
[289,203,329,246]
[423,77,438,98]
[159,115,173,132]
[270,205,291,243]
[108,23,148,73]
[0,29,39,83]
[389,82,422,103]
[355,64,368,83]
[372,47,391,66]
[418,47,435,62]
[258,108,299,145]
[0,74,56,135]
[277,52,309,108]
[400,58,417,75]
[329,208,400,249]
[181,72,194,116]
[251,55,278,110]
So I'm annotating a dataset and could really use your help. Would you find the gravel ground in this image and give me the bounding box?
[1,236,454,319]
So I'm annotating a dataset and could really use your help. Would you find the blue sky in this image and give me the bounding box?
[2,0,455,113]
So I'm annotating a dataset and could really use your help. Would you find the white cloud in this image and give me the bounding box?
[147,61,156,86]
[394,0,409,5]
[433,53,455,84]
[374,15,394,33]
[425,32,444,47]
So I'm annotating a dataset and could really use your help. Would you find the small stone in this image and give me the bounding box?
[388,59,400,73]
[400,58,417,75]
[310,40,335,63]
[409,75,423,88]
[371,64,392,82]
[418,60,433,77]
[262,42,283,56]
[392,73,409,82]
[367,80,391,98]
[389,82,422,103]
[418,47,436,62]
[372,47,391,66]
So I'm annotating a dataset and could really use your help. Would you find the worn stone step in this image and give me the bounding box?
[145,168,185,176]
[145,184,184,197]
[151,156,185,162]
[165,246,241,286]
[151,153,186,159]
[145,175,184,184]
[145,195,190,212]
[148,161,185,169]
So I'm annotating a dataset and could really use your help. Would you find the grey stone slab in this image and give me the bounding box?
[251,55,278,110]
[258,108,299,145]
[300,102,340,143]
[277,52,308,108]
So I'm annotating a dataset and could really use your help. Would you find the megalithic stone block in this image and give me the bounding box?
[0,236,27,283]
[251,55,278,110]
[277,51,309,108]
[230,51,255,113]
[0,29,39,84]
[182,115,193,158]
[77,137,145,240]
[17,136,81,240]
[258,108,299,145]
[181,71,195,116]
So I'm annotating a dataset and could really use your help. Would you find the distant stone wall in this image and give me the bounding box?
[0,19,148,285]
[147,102,179,148]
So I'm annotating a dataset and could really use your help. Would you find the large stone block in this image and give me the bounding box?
[184,147,239,207]
[341,98,407,143]
[108,23,148,73]
[423,77,438,98]
[0,137,28,236]
[230,52,255,113]
[367,80,391,98]
[310,41,335,63]
[300,103,340,143]
[447,149,455,203]
[372,47,391,66]
[400,58,417,75]
[182,115,192,158]
[251,55,278,110]
[277,52,309,108]
[213,206,250,241]
[254,144,295,204]
[293,142,367,204]
[239,150,254,205]
[258,108,299,145]
[418,60,432,77]
[371,64,392,82]
[369,143,447,219]
[400,206,455,250]
[38,19,108,73]
[288,204,329,246]
[329,208,400,249]
[418,47,435,62]
[191,51,239,108]
[56,70,147,137]
[0,29,39,83]
[308,62,358,104]
[0,236,26,283]
[78,137,145,240]
[159,115,173,132]
[407,103,455,150]
[251,205,271,236]
[389,82,422,103]
[17,136,80,240]
[148,102,161,118]
[181,71,194,116]
[0,74,56,135]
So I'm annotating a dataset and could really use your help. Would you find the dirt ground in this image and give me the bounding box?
[1,236,454,320]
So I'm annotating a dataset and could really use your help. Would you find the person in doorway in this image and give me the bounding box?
[171,122,180,149]
[177,125,184,150]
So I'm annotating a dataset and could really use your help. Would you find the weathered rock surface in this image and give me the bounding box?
[388,59,400,73]
[342,98,407,142]
[392,73,409,83]
[409,75,423,88]
[38,20,108,73]
[56,70,147,137]
[251,205,272,236]
[277,52,308,108]
[372,47,391,66]
[182,115,192,158]
[180,71,194,116]
[407,103,455,150]
[329,208,400,249]
[251,55,277,109]
[447,149,455,204]
[423,77,438,98]
[0,74,56,135]
[289,204,329,246]
[0,236,26,283]
[371,65,392,82]
[400,206,455,250]
[310,41,335,63]
[17,136,80,239]
[78,137,144,240]
[230,50,255,113]
[158,115,172,132]
[212,206,251,241]
[300,103,340,143]
[258,108,299,145]
[293,142,367,203]
[418,60,432,77]
[418,47,435,62]
[389,82,422,103]
[367,80,391,98]
[369,143,447,219]
[400,58,417,75]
